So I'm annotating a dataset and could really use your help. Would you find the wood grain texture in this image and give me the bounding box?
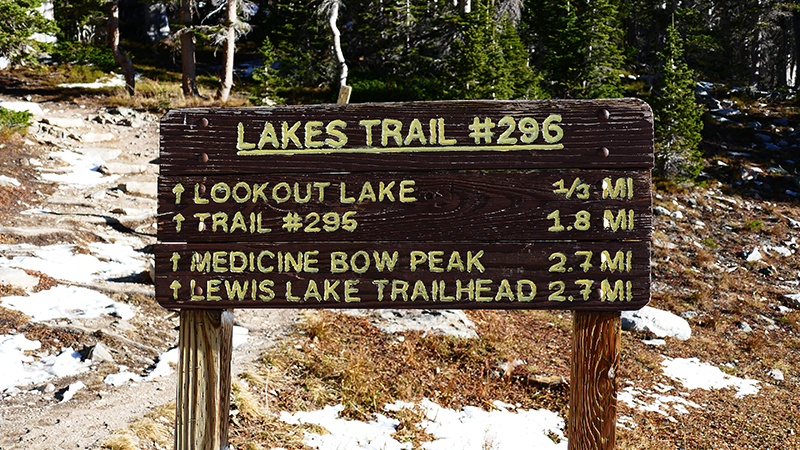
[569,311,621,450]
[159,99,654,176]
[157,169,651,243]
[155,241,651,310]
[175,309,233,450]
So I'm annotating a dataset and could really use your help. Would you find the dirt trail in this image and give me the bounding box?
[0,98,299,450]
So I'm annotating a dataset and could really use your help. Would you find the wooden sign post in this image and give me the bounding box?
[157,99,653,450]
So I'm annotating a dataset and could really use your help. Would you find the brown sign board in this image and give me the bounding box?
[156,241,651,310]
[156,99,653,311]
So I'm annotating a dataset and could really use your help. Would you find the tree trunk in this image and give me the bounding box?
[329,0,348,89]
[109,0,135,96]
[180,0,200,97]
[328,0,350,103]
[216,0,237,102]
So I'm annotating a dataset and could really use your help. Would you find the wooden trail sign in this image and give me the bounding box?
[157,99,653,311]
[157,99,654,450]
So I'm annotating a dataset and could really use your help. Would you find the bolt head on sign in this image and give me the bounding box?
[156,99,653,311]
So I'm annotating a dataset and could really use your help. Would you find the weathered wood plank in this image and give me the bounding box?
[155,241,651,310]
[157,169,651,243]
[159,99,654,176]
[175,309,233,450]
[569,311,621,450]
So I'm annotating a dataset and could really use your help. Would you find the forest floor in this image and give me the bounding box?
[0,70,799,449]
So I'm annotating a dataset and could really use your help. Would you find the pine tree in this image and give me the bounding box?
[580,0,624,98]
[653,20,705,179]
[523,0,624,98]
[446,2,545,100]
[0,0,57,64]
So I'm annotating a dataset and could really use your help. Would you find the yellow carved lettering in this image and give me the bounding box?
[344,280,360,302]
[325,120,348,148]
[258,122,279,149]
[237,122,256,150]
[208,279,223,300]
[404,119,427,146]
[399,180,416,203]
[359,119,381,146]
[304,121,324,148]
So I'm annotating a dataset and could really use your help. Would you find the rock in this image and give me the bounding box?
[109,106,136,117]
[767,368,784,381]
[42,117,87,129]
[77,147,122,161]
[132,355,155,366]
[781,293,800,309]
[113,320,136,332]
[89,343,115,364]
[95,112,119,125]
[774,118,789,127]
[715,108,742,116]
[670,210,684,220]
[754,132,772,142]
[740,168,756,181]
[710,114,740,125]
[680,311,698,319]
[768,164,789,175]
[735,321,753,332]
[764,142,781,151]
[525,374,566,387]
[78,132,116,143]
[98,163,149,175]
[654,206,671,216]
[0,267,40,291]
[743,248,762,262]
[748,121,763,129]
[344,309,478,339]
[653,238,677,250]
[757,314,776,326]
[43,383,55,393]
[621,306,692,341]
[31,122,69,144]
[764,245,792,257]
[120,181,157,197]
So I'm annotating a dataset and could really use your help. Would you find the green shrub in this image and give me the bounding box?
[51,41,117,71]
[0,108,33,130]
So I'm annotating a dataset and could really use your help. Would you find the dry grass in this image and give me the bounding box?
[248,309,571,448]
[100,403,175,450]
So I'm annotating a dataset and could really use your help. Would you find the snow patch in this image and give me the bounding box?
[279,399,567,450]
[1,285,134,321]
[621,306,691,341]
[0,175,21,187]
[40,150,118,186]
[58,73,130,89]
[0,242,147,284]
[661,357,760,398]
[0,335,88,392]
[59,381,86,403]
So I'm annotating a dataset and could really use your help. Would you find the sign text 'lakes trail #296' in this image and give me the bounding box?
[156,99,653,310]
